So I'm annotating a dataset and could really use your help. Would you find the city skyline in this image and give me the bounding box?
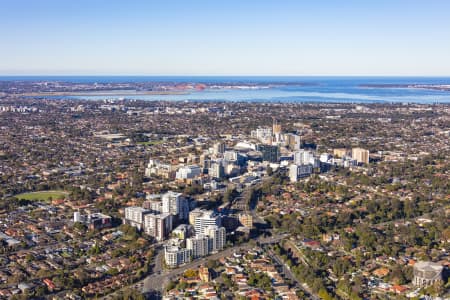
[1,0,450,76]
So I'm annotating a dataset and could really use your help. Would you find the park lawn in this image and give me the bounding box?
[15,190,68,201]
[61,251,72,258]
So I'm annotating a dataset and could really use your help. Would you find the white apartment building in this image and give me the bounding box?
[223,150,238,161]
[162,191,184,218]
[143,213,173,241]
[186,226,226,258]
[205,225,226,252]
[186,234,212,259]
[189,208,205,226]
[289,164,313,182]
[172,224,194,240]
[164,245,192,268]
[144,159,174,178]
[194,211,221,235]
[251,127,273,144]
[209,161,225,179]
[213,142,226,156]
[124,206,150,230]
[293,149,314,165]
[175,165,202,180]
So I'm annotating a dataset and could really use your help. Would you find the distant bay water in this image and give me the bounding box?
[1,76,450,104]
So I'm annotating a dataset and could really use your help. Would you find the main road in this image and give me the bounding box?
[101,234,287,299]
[140,234,287,294]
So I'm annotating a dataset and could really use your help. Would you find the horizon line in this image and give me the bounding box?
[1,74,450,78]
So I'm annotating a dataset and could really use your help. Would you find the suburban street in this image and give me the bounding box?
[265,247,319,300]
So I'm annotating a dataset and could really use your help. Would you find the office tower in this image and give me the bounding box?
[256,144,280,163]
[352,148,370,164]
[199,154,210,170]
[273,119,282,143]
[285,133,301,150]
[273,119,282,135]
[213,142,226,156]
[209,161,225,179]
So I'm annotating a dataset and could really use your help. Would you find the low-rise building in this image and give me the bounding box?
[73,211,112,230]
[238,214,253,228]
[413,261,443,287]
[175,165,202,180]
[289,164,313,182]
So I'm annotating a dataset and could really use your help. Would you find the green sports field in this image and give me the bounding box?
[15,190,68,201]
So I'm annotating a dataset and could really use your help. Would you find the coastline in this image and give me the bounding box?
[14,90,190,97]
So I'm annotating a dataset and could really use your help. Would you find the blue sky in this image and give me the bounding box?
[1,0,449,75]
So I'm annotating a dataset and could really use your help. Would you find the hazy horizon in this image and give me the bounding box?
[1,75,450,78]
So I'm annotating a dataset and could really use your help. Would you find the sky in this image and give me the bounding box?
[1,0,450,76]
